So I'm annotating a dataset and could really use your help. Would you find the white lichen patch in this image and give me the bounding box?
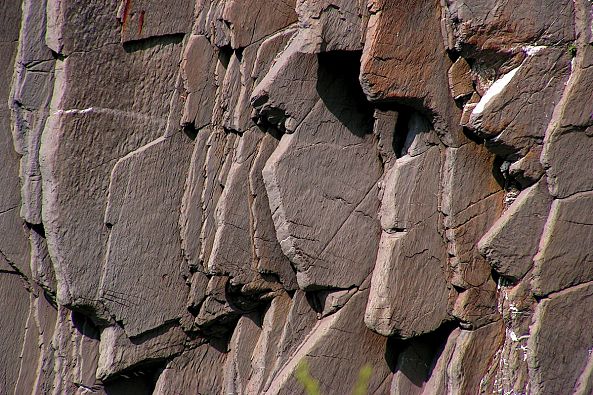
[523,45,547,56]
[473,67,521,115]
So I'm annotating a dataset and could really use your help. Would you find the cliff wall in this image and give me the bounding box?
[1,0,593,393]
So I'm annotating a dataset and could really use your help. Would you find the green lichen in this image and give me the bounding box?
[568,43,577,58]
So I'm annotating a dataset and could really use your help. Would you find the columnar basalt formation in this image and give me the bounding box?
[1,0,592,394]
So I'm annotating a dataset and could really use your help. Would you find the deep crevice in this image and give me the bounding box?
[103,363,164,395]
[50,50,66,61]
[71,311,101,340]
[387,321,458,387]
[218,45,233,71]
[316,50,375,138]
[182,123,198,140]
[235,47,244,62]
[392,108,412,157]
[122,33,184,54]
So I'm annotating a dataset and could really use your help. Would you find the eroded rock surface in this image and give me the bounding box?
[1,0,593,393]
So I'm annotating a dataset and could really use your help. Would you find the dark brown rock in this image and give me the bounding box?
[445,0,575,53]
[447,321,505,394]
[528,282,593,395]
[532,191,593,296]
[360,0,463,145]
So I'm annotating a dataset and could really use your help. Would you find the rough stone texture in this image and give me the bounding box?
[447,321,505,394]
[97,320,188,380]
[532,191,593,296]
[153,341,227,394]
[0,275,30,390]
[467,47,572,159]
[444,0,575,52]
[479,178,553,281]
[2,0,593,393]
[222,0,297,49]
[528,282,593,395]
[101,132,193,337]
[116,0,194,44]
[492,272,537,394]
[360,0,463,145]
[263,286,392,395]
[180,34,218,130]
[389,326,459,394]
[366,139,451,337]
[261,52,382,290]
[39,39,183,316]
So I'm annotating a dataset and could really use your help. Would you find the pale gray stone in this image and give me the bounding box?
[180,35,217,130]
[263,97,381,289]
[366,221,450,338]
[101,132,192,337]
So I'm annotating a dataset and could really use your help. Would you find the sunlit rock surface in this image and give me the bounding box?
[1,0,592,393]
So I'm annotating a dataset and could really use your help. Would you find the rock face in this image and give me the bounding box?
[1,0,592,393]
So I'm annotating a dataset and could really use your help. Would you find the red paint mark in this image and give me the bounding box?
[138,10,145,35]
[122,0,132,32]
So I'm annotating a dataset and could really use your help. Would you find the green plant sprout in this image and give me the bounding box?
[352,364,373,395]
[295,361,321,395]
[295,360,373,395]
